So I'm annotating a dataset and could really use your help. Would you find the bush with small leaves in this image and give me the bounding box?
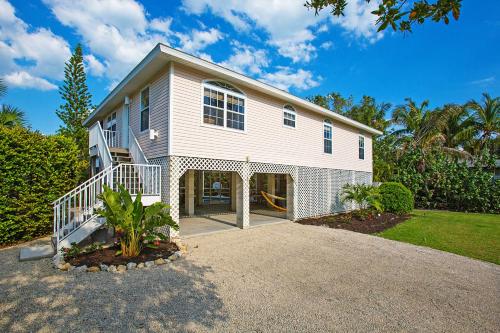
[379,182,414,215]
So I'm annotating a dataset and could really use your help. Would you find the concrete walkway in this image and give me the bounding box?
[1,223,498,332]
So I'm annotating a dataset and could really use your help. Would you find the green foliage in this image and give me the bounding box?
[305,0,462,33]
[97,184,178,257]
[379,182,414,214]
[392,148,499,213]
[0,105,26,128]
[341,184,383,213]
[56,43,93,177]
[61,242,81,260]
[0,127,87,244]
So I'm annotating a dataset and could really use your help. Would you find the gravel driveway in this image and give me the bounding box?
[1,222,498,332]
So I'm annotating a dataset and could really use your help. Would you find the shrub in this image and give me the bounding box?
[341,184,383,213]
[0,126,87,244]
[379,182,414,214]
[98,184,178,257]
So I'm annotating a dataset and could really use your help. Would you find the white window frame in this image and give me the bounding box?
[359,134,365,160]
[106,112,117,131]
[140,86,150,133]
[283,104,296,129]
[200,80,247,133]
[323,119,333,155]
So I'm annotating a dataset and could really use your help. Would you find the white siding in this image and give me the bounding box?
[129,67,169,159]
[171,64,372,172]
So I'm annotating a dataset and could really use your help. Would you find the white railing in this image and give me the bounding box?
[89,122,113,168]
[128,127,148,164]
[53,163,161,247]
[103,130,119,148]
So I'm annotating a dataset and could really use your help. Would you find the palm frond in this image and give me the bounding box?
[0,105,26,128]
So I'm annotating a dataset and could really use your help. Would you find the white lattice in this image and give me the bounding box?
[152,155,372,235]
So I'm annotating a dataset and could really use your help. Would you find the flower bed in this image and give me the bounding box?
[297,211,410,234]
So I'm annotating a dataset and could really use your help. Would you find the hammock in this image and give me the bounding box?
[260,191,287,212]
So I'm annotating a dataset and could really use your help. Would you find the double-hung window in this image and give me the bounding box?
[359,135,365,160]
[283,105,296,128]
[324,119,333,154]
[203,81,245,131]
[140,87,150,132]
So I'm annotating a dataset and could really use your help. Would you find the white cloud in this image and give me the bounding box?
[469,76,495,86]
[84,54,105,77]
[332,0,383,43]
[4,71,57,90]
[176,28,222,55]
[259,66,320,91]
[43,0,224,83]
[320,41,334,50]
[0,0,70,90]
[219,43,269,75]
[182,0,384,61]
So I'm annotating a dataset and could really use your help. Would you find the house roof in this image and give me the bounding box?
[83,43,383,135]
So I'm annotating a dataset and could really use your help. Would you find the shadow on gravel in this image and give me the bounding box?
[0,245,227,332]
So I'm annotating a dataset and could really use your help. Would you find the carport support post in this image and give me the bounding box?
[267,174,275,206]
[185,170,195,216]
[286,174,295,221]
[236,173,250,229]
[197,171,204,206]
[231,172,237,211]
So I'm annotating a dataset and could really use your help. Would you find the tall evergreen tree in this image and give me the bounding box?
[56,44,93,159]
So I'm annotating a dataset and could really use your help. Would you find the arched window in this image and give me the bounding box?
[203,80,246,131]
[283,104,296,128]
[323,119,333,154]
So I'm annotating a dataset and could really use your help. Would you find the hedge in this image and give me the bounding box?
[392,148,500,214]
[379,182,414,214]
[0,127,87,244]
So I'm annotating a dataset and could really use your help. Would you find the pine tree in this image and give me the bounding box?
[56,44,93,160]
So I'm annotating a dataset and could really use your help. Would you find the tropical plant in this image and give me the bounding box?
[341,184,383,213]
[0,105,26,128]
[97,184,178,257]
[465,93,500,153]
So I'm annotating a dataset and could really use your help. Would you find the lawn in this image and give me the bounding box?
[378,210,500,265]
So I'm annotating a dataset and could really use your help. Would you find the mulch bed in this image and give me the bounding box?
[66,241,179,267]
[297,211,410,234]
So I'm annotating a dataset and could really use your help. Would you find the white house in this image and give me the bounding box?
[52,44,382,249]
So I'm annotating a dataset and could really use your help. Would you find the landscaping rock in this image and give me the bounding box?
[59,262,73,271]
[137,263,145,269]
[145,261,155,268]
[99,264,108,272]
[75,265,87,272]
[108,265,117,273]
[117,265,127,272]
[154,258,166,265]
[168,251,182,261]
[126,262,137,270]
[87,266,100,273]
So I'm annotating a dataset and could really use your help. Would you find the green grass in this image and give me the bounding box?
[377,210,500,265]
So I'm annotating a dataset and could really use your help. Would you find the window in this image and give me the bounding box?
[359,135,365,160]
[203,81,245,131]
[283,105,296,128]
[324,119,332,154]
[106,112,116,131]
[140,87,150,131]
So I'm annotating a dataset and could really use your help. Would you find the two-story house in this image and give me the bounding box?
[52,44,382,250]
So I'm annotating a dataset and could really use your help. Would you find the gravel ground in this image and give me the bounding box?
[1,222,499,332]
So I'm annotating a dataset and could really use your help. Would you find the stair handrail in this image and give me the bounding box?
[52,165,113,205]
[89,122,113,168]
[128,127,149,164]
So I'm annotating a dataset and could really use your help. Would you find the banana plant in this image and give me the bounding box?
[97,184,178,257]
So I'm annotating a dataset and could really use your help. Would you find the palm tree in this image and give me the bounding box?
[439,104,476,157]
[391,98,448,150]
[0,105,26,128]
[0,78,26,128]
[465,93,500,153]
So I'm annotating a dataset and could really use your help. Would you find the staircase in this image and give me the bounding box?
[52,123,161,252]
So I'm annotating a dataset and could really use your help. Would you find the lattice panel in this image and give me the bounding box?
[295,167,372,219]
[149,157,171,236]
[249,162,298,182]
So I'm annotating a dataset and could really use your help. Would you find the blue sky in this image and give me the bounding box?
[1,0,499,134]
